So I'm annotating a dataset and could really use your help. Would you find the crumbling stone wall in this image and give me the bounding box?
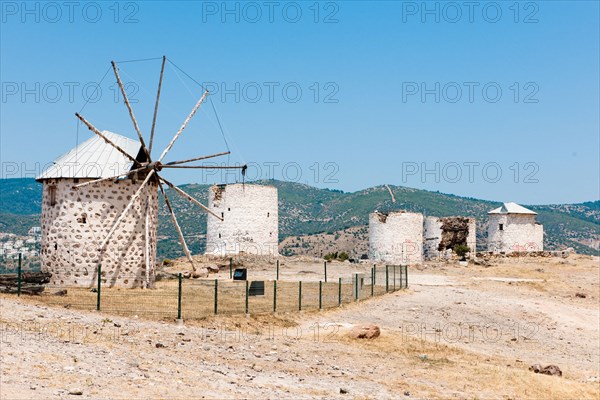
[40,178,158,288]
[368,211,423,264]
[205,184,279,256]
[487,214,543,253]
[424,216,476,259]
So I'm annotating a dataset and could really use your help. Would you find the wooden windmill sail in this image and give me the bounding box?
[74,56,244,275]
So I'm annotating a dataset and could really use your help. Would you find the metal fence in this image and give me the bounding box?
[1,256,408,321]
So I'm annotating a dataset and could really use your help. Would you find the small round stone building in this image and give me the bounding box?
[205,183,278,256]
[424,216,477,259]
[37,132,158,288]
[368,211,423,265]
[487,202,543,253]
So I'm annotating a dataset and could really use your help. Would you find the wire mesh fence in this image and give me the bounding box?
[1,256,408,321]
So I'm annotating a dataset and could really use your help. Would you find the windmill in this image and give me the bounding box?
[71,56,245,280]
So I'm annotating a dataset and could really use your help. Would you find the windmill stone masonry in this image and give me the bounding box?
[37,132,158,288]
[205,183,279,256]
[36,56,245,288]
[368,211,423,265]
[487,202,544,253]
[424,216,477,259]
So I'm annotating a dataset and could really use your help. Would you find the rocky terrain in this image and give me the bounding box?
[1,254,598,399]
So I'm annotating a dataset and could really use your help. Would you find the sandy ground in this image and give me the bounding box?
[1,254,599,399]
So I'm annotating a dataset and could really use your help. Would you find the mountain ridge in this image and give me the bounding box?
[1,178,598,257]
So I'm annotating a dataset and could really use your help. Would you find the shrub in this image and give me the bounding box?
[454,245,470,260]
[324,251,349,262]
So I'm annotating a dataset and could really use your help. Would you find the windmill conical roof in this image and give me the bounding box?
[36,131,141,181]
[488,202,537,215]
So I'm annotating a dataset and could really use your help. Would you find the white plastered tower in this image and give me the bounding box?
[206,184,279,256]
[368,211,423,264]
[487,202,543,253]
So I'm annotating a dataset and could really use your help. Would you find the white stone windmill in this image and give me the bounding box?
[38,57,244,288]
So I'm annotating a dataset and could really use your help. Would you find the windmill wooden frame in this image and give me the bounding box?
[75,56,244,277]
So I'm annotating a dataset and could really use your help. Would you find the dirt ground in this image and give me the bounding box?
[1,254,599,399]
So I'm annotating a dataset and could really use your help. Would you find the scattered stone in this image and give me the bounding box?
[155,343,165,348]
[348,324,381,339]
[472,258,491,267]
[404,391,410,396]
[53,289,68,296]
[529,364,562,376]
[575,293,587,298]
[68,389,83,395]
[89,288,97,293]
[540,365,562,376]
[339,388,348,394]
[155,270,177,281]
[192,268,209,278]
[206,264,220,273]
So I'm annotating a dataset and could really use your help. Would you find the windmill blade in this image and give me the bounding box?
[111,61,151,161]
[157,89,209,163]
[159,176,223,221]
[158,182,196,271]
[149,55,167,154]
[75,112,137,163]
[144,197,152,287]
[100,170,155,250]
[73,167,145,189]
[161,164,246,170]
[165,151,230,166]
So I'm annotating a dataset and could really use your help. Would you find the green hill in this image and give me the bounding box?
[1,178,598,258]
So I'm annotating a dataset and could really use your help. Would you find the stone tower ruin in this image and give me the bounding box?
[424,216,476,259]
[205,183,279,256]
[368,211,423,264]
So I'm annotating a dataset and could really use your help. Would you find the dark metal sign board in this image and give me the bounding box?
[249,281,265,296]
[233,268,247,281]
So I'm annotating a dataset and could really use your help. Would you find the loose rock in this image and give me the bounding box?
[529,364,562,376]
[348,324,380,339]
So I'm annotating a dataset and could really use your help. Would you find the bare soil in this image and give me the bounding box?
[1,254,598,399]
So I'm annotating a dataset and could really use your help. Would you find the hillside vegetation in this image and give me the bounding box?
[1,178,598,258]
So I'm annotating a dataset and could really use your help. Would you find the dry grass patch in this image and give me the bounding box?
[335,329,600,399]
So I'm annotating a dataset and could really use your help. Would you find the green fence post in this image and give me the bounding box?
[385,265,389,293]
[214,279,218,315]
[17,253,22,297]
[355,273,359,302]
[373,264,376,286]
[273,280,277,313]
[399,265,403,289]
[229,258,233,279]
[96,263,102,311]
[276,259,280,280]
[177,273,182,320]
[338,277,342,306]
[324,261,327,283]
[298,281,302,311]
[319,281,323,310]
[405,265,408,288]
[393,265,396,291]
[371,267,374,297]
[245,280,249,314]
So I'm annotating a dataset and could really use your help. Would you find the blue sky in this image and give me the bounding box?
[1,1,598,204]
